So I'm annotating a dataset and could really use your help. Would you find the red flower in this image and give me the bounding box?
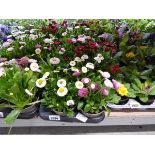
[74,45,86,56]
[105,47,110,52]
[88,42,98,49]
[53,41,61,45]
[64,55,70,61]
[111,65,120,74]
[48,25,58,33]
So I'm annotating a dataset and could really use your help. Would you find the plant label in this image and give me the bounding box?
[76,113,88,122]
[0,112,4,118]
[49,115,60,121]
[128,100,141,109]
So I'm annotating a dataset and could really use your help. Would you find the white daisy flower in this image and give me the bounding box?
[36,78,47,88]
[0,67,6,77]
[104,79,113,88]
[81,54,88,60]
[30,62,39,72]
[44,38,53,44]
[85,28,90,31]
[7,47,14,52]
[71,67,79,72]
[0,62,4,67]
[25,89,33,96]
[57,79,66,87]
[66,100,75,106]
[29,34,38,40]
[25,67,29,71]
[57,87,68,97]
[50,57,60,65]
[69,61,76,67]
[86,62,94,69]
[74,57,81,62]
[91,84,95,89]
[98,70,110,78]
[62,32,67,36]
[75,26,80,29]
[19,46,24,50]
[28,59,37,63]
[81,67,88,73]
[35,48,41,55]
[3,42,11,48]
[43,72,50,79]
[75,81,84,89]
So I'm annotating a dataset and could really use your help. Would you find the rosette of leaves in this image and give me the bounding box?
[0,65,38,124]
[131,78,155,102]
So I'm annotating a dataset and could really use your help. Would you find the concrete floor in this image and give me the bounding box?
[1,125,155,134]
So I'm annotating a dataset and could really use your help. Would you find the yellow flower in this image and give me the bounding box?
[126,52,135,59]
[118,85,128,96]
[139,46,147,50]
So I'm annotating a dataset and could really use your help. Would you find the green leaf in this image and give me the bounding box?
[131,83,140,91]
[114,51,123,58]
[67,110,74,118]
[4,109,21,125]
[101,99,106,106]
[139,95,148,103]
[84,104,91,113]
[127,91,136,98]
[77,102,84,110]
[134,78,142,89]
[149,87,155,95]
[110,94,121,104]
[120,34,129,47]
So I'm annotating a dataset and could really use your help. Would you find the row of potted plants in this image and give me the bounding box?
[0,19,155,124]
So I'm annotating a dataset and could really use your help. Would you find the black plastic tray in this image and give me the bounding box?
[107,99,155,110]
[39,106,105,123]
[0,106,38,119]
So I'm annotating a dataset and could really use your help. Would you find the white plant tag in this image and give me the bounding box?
[129,99,141,109]
[49,115,60,121]
[0,112,4,118]
[76,113,88,122]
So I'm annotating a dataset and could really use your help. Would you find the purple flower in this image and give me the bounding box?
[81,78,91,84]
[35,44,42,49]
[90,83,99,93]
[112,79,121,90]
[101,87,109,96]
[0,58,7,63]
[17,56,29,66]
[72,71,81,77]
[78,88,88,97]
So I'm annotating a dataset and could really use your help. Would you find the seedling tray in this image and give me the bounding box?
[39,106,105,123]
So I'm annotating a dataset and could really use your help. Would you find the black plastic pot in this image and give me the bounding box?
[135,96,155,105]
[0,104,39,119]
[80,109,104,119]
[18,104,39,119]
[118,97,129,105]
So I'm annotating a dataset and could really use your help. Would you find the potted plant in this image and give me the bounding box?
[131,78,155,105]
[112,79,136,105]
[42,77,76,118]
[0,65,42,124]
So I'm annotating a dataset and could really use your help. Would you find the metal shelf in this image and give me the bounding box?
[1,111,155,127]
